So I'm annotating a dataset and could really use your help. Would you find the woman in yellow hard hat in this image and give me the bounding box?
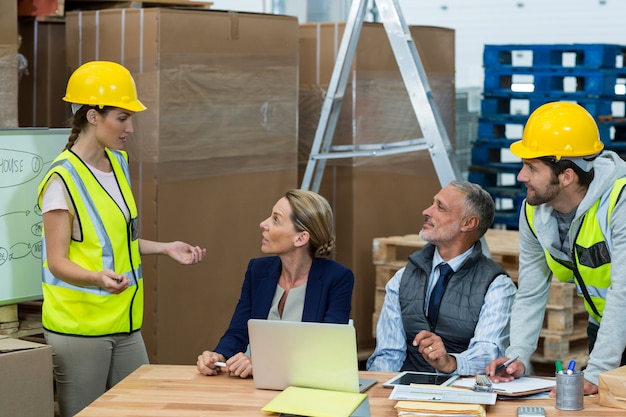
[37,61,206,417]
[487,101,626,396]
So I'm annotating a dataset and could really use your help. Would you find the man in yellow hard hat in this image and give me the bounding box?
[486,101,626,395]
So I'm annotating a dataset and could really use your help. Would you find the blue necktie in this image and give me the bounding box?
[428,262,454,327]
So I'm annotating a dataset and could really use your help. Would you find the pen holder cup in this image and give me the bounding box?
[555,371,584,411]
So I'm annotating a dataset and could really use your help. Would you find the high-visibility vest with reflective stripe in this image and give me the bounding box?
[37,148,143,336]
[524,178,626,322]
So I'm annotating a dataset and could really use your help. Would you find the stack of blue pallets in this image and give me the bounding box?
[470,43,626,228]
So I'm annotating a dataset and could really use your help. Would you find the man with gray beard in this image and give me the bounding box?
[367,181,516,375]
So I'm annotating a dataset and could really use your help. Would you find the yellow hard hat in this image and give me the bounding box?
[63,61,146,112]
[510,101,603,160]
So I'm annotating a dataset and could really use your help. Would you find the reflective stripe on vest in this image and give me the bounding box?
[524,178,626,322]
[37,148,143,336]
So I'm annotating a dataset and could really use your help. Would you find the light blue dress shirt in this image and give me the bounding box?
[367,247,516,376]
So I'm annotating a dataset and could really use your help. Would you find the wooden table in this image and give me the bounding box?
[75,365,623,416]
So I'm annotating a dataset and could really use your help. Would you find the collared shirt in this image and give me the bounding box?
[367,248,516,375]
[424,248,471,314]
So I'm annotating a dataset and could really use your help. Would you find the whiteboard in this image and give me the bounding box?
[0,128,70,306]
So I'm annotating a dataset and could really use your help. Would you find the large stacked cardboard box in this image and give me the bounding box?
[66,8,299,364]
[0,1,19,128]
[299,23,455,353]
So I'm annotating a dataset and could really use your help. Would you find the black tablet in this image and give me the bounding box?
[382,371,458,388]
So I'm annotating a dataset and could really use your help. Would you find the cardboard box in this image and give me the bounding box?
[0,1,19,128]
[299,23,455,352]
[18,17,69,127]
[66,8,299,364]
[0,336,54,417]
[599,365,626,409]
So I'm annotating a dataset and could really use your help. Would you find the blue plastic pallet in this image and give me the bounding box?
[480,95,622,119]
[477,119,525,141]
[468,163,522,177]
[468,171,499,188]
[493,211,522,229]
[468,170,522,189]
[480,96,541,118]
[473,138,520,150]
[482,89,626,105]
[483,44,626,70]
[478,113,626,145]
[470,185,525,228]
[484,68,625,97]
[471,144,522,167]
[485,187,527,197]
[493,203,525,226]
[606,142,626,152]
[471,135,626,160]
[480,96,531,117]
[483,185,527,202]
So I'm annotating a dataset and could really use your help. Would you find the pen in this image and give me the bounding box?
[494,355,519,374]
[555,360,563,374]
[567,360,576,374]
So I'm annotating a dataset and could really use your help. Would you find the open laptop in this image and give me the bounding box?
[248,319,376,393]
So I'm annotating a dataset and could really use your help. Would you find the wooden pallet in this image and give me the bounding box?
[542,280,587,336]
[535,323,589,361]
[532,328,589,376]
[530,352,589,376]
[372,229,520,337]
[532,282,590,373]
[541,307,588,336]
[532,282,590,363]
[544,281,589,341]
[0,302,43,338]
[375,264,403,287]
[373,228,520,281]
[547,279,580,308]
[0,304,19,335]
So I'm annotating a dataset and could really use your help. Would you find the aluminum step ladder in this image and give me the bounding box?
[301,0,491,255]
[300,0,463,193]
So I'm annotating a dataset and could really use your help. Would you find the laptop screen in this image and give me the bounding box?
[248,319,361,393]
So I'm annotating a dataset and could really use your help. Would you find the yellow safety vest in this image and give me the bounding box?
[37,148,143,336]
[524,178,626,322]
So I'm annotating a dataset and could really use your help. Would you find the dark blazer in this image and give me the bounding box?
[214,256,355,359]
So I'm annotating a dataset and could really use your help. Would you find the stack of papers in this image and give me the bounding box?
[395,401,486,417]
[261,386,368,417]
[387,378,556,416]
[388,384,492,417]
[388,385,496,405]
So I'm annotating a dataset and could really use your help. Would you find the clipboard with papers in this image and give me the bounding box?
[452,376,556,397]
